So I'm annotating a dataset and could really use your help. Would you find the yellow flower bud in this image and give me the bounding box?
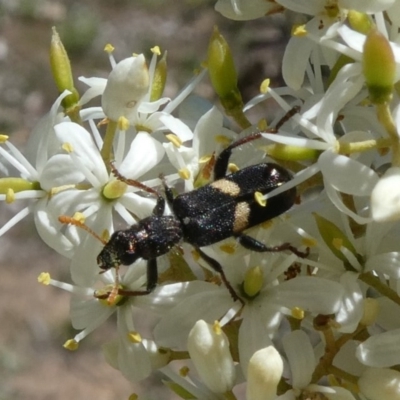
[363,29,395,104]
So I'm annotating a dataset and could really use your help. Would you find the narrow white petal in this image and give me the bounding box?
[283,330,315,389]
[273,276,344,314]
[118,131,165,179]
[158,113,193,142]
[336,272,364,333]
[319,151,379,196]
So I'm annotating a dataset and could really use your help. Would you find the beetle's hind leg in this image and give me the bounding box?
[213,106,300,180]
[237,234,309,258]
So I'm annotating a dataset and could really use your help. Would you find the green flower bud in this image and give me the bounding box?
[0,177,40,194]
[363,29,395,105]
[208,26,249,128]
[313,213,358,263]
[263,143,320,161]
[327,54,354,87]
[150,51,167,102]
[348,10,373,34]
[50,27,80,109]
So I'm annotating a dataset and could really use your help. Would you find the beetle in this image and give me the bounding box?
[94,129,307,303]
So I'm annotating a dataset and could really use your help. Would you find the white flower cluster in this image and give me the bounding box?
[2,1,400,399]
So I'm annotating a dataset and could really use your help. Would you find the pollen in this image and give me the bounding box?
[104,43,115,54]
[332,237,343,250]
[0,134,9,143]
[199,154,212,164]
[128,331,142,344]
[63,339,79,351]
[129,394,139,400]
[166,133,182,148]
[228,163,239,173]
[151,45,161,55]
[72,212,86,224]
[261,219,274,229]
[38,272,51,285]
[292,24,307,37]
[215,135,231,145]
[257,119,268,130]
[178,168,191,180]
[5,188,15,204]
[179,366,190,377]
[302,237,317,247]
[254,191,267,207]
[62,142,74,153]
[291,307,305,320]
[260,79,270,94]
[219,243,236,254]
[191,249,200,261]
[213,320,222,335]
[118,116,130,131]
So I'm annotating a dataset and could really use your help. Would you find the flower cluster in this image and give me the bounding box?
[2,1,400,399]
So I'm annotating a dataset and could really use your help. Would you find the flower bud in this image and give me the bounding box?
[150,51,167,102]
[102,55,149,122]
[49,27,80,109]
[187,320,235,393]
[363,29,395,104]
[263,143,319,161]
[207,26,244,114]
[0,177,40,194]
[348,10,373,34]
[246,346,283,400]
[313,213,358,263]
[359,368,400,400]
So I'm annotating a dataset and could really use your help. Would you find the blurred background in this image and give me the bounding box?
[0,1,290,398]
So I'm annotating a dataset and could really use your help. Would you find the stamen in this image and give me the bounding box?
[58,215,107,245]
[151,46,161,56]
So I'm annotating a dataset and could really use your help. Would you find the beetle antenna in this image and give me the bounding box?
[58,215,108,245]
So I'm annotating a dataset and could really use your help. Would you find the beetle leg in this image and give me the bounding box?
[213,106,300,180]
[196,247,244,305]
[237,234,309,258]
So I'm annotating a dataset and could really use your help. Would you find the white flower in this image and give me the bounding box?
[40,262,170,382]
[79,52,205,143]
[154,241,343,373]
[42,121,165,285]
[276,330,357,400]
[0,92,70,241]
[164,106,236,192]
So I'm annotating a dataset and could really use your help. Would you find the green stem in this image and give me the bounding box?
[327,365,359,386]
[223,390,237,400]
[359,272,400,306]
[376,103,400,166]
